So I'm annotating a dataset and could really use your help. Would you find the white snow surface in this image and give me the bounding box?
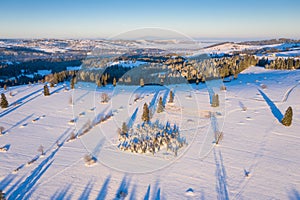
[0,66,300,199]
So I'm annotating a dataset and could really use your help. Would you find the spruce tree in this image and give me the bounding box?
[281,106,293,126]
[113,77,117,87]
[157,97,164,113]
[44,85,50,96]
[211,93,219,107]
[142,103,150,122]
[168,91,174,103]
[0,93,8,108]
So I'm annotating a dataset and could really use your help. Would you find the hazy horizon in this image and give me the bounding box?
[0,0,300,39]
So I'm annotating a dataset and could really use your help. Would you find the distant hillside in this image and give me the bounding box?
[238,38,300,45]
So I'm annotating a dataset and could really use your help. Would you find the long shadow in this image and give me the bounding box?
[0,174,16,191]
[74,91,90,104]
[0,88,43,118]
[149,91,160,112]
[211,113,219,134]
[129,183,137,200]
[51,184,72,200]
[8,148,59,199]
[9,88,43,107]
[3,114,34,134]
[92,138,105,159]
[114,175,131,200]
[50,86,64,95]
[200,189,205,200]
[155,188,161,200]
[214,149,229,200]
[9,161,53,200]
[288,188,300,200]
[151,180,161,200]
[96,175,111,200]
[127,108,138,129]
[78,180,94,200]
[258,89,283,122]
[45,127,71,154]
[162,89,170,105]
[92,105,110,126]
[143,185,151,200]
[4,175,26,197]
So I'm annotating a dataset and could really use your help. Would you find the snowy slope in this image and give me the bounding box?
[0,67,300,199]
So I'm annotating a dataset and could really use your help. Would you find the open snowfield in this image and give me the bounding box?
[0,66,300,199]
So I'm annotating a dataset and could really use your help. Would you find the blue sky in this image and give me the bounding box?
[0,0,299,39]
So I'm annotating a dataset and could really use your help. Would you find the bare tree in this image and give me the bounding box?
[101,93,110,103]
[0,126,4,135]
[38,145,45,155]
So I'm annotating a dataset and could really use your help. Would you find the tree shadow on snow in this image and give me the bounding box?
[96,175,111,200]
[114,175,131,200]
[51,184,73,200]
[288,188,300,200]
[127,108,138,129]
[8,148,59,199]
[143,181,161,200]
[0,88,43,118]
[129,182,137,200]
[0,174,16,191]
[143,185,151,200]
[50,86,64,95]
[78,179,94,200]
[258,89,283,123]
[214,149,229,200]
[3,114,34,134]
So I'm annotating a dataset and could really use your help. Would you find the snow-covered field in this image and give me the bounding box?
[0,66,300,199]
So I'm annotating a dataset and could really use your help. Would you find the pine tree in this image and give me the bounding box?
[168,91,174,103]
[38,145,45,155]
[0,93,8,108]
[142,103,150,122]
[281,106,293,126]
[140,78,144,87]
[211,93,219,107]
[157,97,164,113]
[113,77,117,87]
[44,85,50,96]
[96,79,102,87]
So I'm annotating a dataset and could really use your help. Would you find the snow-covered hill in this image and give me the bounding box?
[0,66,299,199]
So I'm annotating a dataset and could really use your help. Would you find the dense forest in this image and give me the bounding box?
[1,54,299,88]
